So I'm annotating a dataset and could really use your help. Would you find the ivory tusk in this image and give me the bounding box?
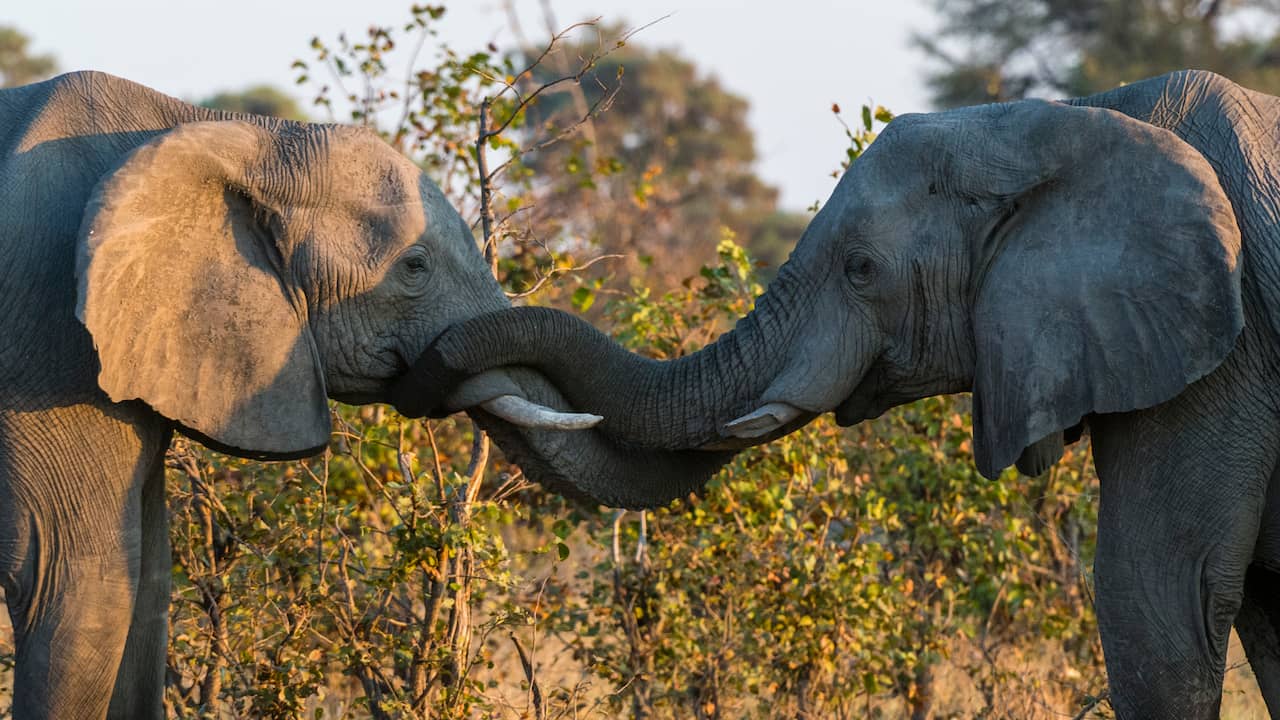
[480,394,603,430]
[722,402,805,439]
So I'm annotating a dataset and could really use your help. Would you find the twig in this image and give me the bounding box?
[1070,689,1109,720]
[476,96,497,275]
[486,79,622,183]
[463,420,489,508]
[537,0,600,169]
[635,511,648,565]
[612,510,626,569]
[393,20,434,151]
[425,421,447,503]
[475,15,667,143]
[506,253,624,299]
[510,634,547,720]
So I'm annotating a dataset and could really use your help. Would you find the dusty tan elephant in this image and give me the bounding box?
[0,71,711,720]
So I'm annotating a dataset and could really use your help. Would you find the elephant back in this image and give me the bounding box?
[1073,70,1280,352]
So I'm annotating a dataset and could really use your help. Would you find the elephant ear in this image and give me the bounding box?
[76,120,331,459]
[969,101,1243,479]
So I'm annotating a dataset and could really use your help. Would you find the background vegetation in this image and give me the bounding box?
[919,0,1280,107]
[0,2,1275,716]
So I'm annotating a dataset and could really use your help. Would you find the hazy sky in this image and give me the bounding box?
[7,0,936,209]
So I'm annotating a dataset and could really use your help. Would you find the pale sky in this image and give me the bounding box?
[6,0,936,210]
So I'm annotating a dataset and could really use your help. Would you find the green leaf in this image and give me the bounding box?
[571,286,595,311]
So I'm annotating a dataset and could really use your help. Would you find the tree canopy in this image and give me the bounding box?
[0,25,56,88]
[918,0,1280,107]
[515,28,793,288]
[200,85,307,120]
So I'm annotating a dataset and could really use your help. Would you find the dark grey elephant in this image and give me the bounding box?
[0,71,722,720]
[392,70,1280,717]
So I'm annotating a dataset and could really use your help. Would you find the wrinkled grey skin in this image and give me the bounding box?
[403,70,1280,717]
[0,71,642,720]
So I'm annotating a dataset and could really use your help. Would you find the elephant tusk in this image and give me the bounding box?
[723,402,805,439]
[479,394,603,430]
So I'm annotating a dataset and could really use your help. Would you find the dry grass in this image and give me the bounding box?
[0,595,1270,719]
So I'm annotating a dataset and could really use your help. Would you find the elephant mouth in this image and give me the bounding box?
[833,366,891,426]
[834,395,880,426]
[329,345,413,406]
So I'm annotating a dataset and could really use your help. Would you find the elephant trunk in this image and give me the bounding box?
[393,262,814,452]
[466,368,734,509]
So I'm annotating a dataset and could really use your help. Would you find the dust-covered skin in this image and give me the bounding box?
[400,71,1280,717]
[0,71,609,720]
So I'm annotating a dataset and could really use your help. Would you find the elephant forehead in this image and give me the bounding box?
[870,114,956,163]
[337,170,420,213]
[275,217,412,308]
[316,132,422,205]
[306,181,437,268]
[827,169,930,242]
[285,131,468,273]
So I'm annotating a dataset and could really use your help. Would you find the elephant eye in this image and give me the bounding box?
[846,255,877,284]
[396,250,431,295]
[398,248,429,275]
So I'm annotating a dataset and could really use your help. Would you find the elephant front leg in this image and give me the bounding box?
[8,540,139,720]
[1,406,168,720]
[108,440,170,720]
[1090,403,1273,719]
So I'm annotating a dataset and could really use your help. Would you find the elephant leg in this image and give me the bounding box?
[9,548,137,720]
[1233,564,1280,713]
[108,435,171,720]
[0,405,167,720]
[1089,396,1274,720]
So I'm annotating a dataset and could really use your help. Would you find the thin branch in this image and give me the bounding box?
[487,80,622,182]
[425,421,447,503]
[477,96,497,275]
[510,634,547,720]
[506,253,624,299]
[393,21,434,150]
[635,511,648,565]
[464,420,490,507]
[516,18,606,83]
[477,15,667,141]
[1069,689,1109,720]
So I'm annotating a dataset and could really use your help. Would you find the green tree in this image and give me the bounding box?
[514,27,786,289]
[918,0,1280,107]
[201,85,307,120]
[0,26,56,88]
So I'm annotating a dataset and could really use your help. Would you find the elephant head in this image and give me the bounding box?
[74,119,593,460]
[391,98,1243,503]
